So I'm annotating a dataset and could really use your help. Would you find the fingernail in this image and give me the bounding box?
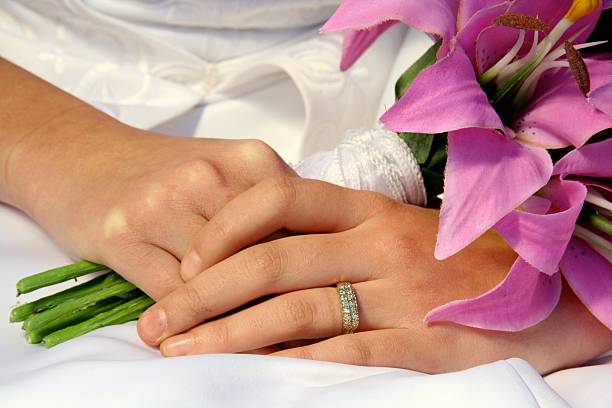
[139,307,167,343]
[181,250,202,281]
[162,334,194,356]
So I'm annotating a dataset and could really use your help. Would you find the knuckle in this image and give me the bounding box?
[368,226,414,269]
[239,139,278,163]
[364,191,396,214]
[344,338,372,365]
[246,243,287,285]
[178,284,209,318]
[282,296,317,334]
[198,218,230,251]
[177,159,224,186]
[265,176,298,211]
[99,206,140,253]
[201,321,232,351]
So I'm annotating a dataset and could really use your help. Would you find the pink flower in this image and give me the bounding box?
[426,138,612,330]
[323,0,612,262]
[323,0,612,331]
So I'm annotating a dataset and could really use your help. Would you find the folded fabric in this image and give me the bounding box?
[0,1,403,156]
[84,0,341,30]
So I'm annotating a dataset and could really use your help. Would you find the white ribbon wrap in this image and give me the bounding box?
[295,127,427,206]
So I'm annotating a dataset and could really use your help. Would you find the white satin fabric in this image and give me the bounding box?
[0,0,398,158]
[0,205,567,408]
[0,1,610,407]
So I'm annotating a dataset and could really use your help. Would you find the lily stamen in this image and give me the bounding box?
[495,31,540,85]
[573,225,612,263]
[494,13,550,31]
[512,60,570,109]
[479,30,526,85]
[477,0,601,109]
[565,41,591,95]
[512,39,606,107]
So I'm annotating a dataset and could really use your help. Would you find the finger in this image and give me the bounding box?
[138,233,372,345]
[181,177,386,281]
[160,284,383,357]
[240,346,279,355]
[145,214,207,261]
[106,243,182,300]
[272,329,413,368]
[188,139,296,219]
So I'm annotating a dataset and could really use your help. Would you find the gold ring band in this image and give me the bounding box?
[336,282,359,334]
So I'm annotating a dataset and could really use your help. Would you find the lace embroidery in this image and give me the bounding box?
[295,128,427,206]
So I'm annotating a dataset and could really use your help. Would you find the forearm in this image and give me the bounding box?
[0,58,126,213]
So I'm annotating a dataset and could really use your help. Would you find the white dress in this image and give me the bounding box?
[0,1,609,407]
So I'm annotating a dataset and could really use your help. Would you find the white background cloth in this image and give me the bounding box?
[0,1,610,407]
[0,204,568,408]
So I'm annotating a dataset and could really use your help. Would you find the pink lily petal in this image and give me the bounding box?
[519,195,552,215]
[475,0,603,74]
[561,237,612,330]
[473,0,564,75]
[553,138,612,178]
[321,0,459,70]
[475,24,529,74]
[435,128,552,260]
[456,0,509,32]
[514,59,612,149]
[509,0,602,44]
[339,21,397,71]
[425,258,562,331]
[381,44,503,134]
[495,178,586,275]
[588,82,612,116]
[571,177,612,193]
[456,2,509,68]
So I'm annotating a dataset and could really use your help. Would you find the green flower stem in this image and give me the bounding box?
[10,272,123,322]
[23,280,137,333]
[16,260,108,295]
[26,296,131,344]
[42,295,155,348]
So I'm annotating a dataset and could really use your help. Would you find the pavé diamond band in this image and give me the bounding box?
[336,282,359,334]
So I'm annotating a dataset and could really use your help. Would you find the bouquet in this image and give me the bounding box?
[323,0,612,331]
[10,0,612,346]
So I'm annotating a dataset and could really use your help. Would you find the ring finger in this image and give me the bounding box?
[138,232,372,345]
[159,282,379,356]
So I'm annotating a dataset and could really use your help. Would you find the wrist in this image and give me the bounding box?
[5,106,132,218]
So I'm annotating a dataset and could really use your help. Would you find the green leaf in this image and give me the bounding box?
[395,40,442,100]
[392,39,446,208]
[398,132,434,164]
[424,140,447,171]
[421,168,445,207]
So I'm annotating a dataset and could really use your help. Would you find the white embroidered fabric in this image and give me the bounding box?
[0,0,401,156]
[295,127,427,206]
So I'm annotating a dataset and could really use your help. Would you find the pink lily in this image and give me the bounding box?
[323,0,612,262]
[426,138,612,331]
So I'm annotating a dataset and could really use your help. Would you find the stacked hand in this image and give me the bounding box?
[7,115,294,300]
[135,177,610,374]
[3,58,610,376]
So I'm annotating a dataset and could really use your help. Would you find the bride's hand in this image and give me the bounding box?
[7,112,294,299]
[138,177,612,373]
